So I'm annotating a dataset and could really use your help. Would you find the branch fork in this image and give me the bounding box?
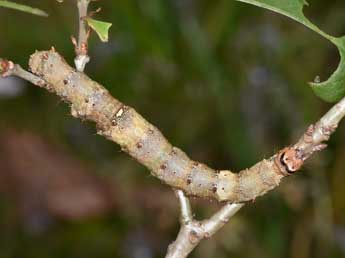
[166,190,244,258]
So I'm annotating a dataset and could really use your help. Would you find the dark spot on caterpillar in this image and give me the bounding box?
[85,98,89,103]
[136,142,143,149]
[111,120,117,126]
[212,186,217,193]
[160,164,167,170]
[186,178,192,185]
[63,79,68,85]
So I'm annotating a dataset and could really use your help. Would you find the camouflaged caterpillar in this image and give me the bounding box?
[29,50,308,203]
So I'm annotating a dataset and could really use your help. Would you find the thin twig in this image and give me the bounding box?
[166,190,244,258]
[175,189,193,224]
[202,202,244,236]
[294,97,345,155]
[0,59,47,88]
[73,0,90,71]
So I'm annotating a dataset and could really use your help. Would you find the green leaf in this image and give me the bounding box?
[0,0,48,17]
[235,0,345,102]
[85,18,112,42]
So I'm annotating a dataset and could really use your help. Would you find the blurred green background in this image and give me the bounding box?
[0,0,345,257]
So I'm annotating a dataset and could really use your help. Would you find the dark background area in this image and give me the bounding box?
[0,0,345,257]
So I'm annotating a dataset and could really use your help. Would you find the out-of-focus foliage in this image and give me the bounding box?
[237,0,345,102]
[0,1,345,258]
[0,0,48,17]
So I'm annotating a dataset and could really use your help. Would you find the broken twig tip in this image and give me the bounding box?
[0,59,14,77]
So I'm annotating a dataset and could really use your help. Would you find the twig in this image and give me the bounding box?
[0,59,47,88]
[73,0,90,71]
[166,190,244,258]
[202,202,244,235]
[294,99,344,155]
[175,189,193,224]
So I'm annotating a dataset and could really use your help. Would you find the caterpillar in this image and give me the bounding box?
[29,50,303,203]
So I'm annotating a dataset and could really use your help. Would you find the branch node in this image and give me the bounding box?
[188,229,201,244]
[0,59,14,77]
[74,54,90,72]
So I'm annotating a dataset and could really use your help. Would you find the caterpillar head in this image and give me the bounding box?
[277,147,304,174]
